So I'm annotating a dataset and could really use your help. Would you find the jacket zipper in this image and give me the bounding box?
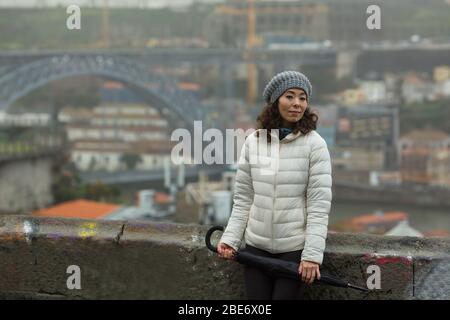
[272,139,281,252]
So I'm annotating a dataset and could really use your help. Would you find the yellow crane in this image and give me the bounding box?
[100,0,110,48]
[246,0,257,107]
[91,0,110,48]
[216,1,328,105]
[216,0,260,105]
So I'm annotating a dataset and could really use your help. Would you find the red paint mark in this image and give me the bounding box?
[376,257,412,266]
[363,253,412,266]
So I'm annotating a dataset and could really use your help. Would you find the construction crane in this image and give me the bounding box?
[246,0,257,107]
[100,0,110,48]
[216,0,259,106]
[215,1,328,106]
[90,0,110,48]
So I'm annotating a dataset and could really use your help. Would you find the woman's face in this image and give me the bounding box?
[278,88,308,128]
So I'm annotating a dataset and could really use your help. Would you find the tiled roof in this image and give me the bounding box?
[153,192,172,204]
[178,82,201,91]
[32,199,120,219]
[103,81,124,89]
[423,230,450,238]
[349,211,408,226]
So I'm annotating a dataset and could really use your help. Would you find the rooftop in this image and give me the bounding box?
[32,199,120,219]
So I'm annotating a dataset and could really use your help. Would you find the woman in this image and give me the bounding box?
[217,71,332,300]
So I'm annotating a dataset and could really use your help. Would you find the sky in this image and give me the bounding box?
[0,0,224,8]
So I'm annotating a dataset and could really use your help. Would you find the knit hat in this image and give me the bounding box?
[262,70,312,104]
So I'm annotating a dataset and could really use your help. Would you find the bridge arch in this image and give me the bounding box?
[0,54,206,129]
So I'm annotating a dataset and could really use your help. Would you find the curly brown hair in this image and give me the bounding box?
[255,99,318,142]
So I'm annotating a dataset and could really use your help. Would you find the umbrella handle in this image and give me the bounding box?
[205,225,224,253]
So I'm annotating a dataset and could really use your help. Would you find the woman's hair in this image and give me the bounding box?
[255,99,318,142]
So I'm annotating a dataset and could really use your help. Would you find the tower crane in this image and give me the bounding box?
[215,1,328,106]
[90,0,110,48]
[100,0,110,48]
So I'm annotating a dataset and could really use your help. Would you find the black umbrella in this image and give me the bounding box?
[206,226,368,292]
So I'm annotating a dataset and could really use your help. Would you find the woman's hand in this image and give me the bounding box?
[298,260,321,284]
[217,242,236,260]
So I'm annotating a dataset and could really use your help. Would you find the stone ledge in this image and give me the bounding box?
[0,215,449,299]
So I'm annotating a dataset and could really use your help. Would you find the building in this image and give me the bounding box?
[360,81,387,104]
[60,101,173,172]
[401,73,434,104]
[175,169,234,225]
[315,105,338,149]
[0,111,50,127]
[335,105,399,170]
[336,80,389,106]
[70,139,173,172]
[340,89,366,107]
[204,0,450,47]
[433,66,450,99]
[332,146,385,172]
[429,149,450,188]
[398,129,450,186]
[434,80,450,99]
[433,65,450,83]
[100,80,144,104]
[204,0,329,48]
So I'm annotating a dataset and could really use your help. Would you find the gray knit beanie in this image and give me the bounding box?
[262,70,312,104]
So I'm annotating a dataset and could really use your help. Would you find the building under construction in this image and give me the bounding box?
[204,0,450,48]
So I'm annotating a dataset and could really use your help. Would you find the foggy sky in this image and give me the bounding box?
[0,0,224,8]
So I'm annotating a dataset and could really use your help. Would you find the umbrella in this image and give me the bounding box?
[206,225,368,292]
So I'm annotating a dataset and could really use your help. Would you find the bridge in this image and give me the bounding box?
[0,54,207,131]
[2,46,449,103]
[0,48,337,67]
[0,48,337,107]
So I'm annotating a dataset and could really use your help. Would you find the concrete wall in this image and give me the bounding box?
[0,156,54,214]
[0,215,449,300]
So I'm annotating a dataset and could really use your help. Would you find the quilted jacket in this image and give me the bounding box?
[220,129,332,264]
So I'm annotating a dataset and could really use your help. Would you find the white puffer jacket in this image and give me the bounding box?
[220,129,332,265]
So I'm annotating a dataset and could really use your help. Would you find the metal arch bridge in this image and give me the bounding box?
[0,54,207,130]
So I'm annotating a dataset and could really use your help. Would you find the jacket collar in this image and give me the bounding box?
[280,130,303,143]
[266,129,303,143]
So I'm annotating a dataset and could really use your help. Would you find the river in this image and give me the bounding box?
[331,200,450,234]
[115,181,450,234]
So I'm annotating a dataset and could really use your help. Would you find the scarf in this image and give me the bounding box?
[279,128,294,140]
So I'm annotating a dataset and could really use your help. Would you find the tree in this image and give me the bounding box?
[52,152,121,204]
[82,181,120,202]
[119,153,142,170]
[88,157,97,171]
[399,99,450,135]
[52,155,84,203]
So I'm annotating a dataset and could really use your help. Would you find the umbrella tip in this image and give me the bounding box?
[348,283,370,292]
